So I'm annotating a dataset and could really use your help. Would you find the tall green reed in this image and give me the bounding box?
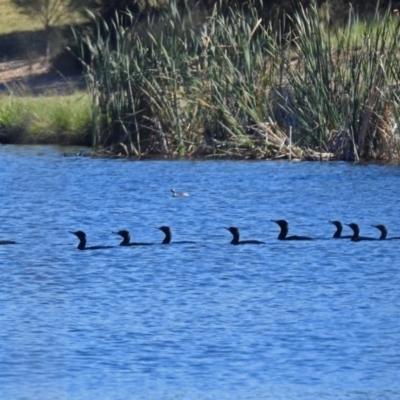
[75,0,279,157]
[75,0,400,160]
[281,2,400,160]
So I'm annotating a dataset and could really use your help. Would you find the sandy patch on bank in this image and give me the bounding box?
[0,57,84,94]
[0,57,50,82]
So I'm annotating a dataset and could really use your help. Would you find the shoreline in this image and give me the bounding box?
[2,143,400,164]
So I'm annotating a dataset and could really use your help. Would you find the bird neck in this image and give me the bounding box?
[278,226,288,240]
[77,238,86,250]
[162,231,171,244]
[350,229,359,241]
[333,226,342,238]
[120,236,130,246]
[230,232,240,245]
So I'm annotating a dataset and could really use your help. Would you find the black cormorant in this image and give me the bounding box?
[70,231,114,250]
[345,223,377,242]
[271,219,313,240]
[225,227,265,245]
[113,230,153,246]
[372,224,400,240]
[329,220,353,239]
[156,226,195,244]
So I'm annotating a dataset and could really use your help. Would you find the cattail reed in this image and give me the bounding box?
[74,0,400,160]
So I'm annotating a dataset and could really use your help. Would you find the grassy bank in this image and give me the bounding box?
[72,0,400,161]
[2,0,400,161]
[0,92,91,145]
[0,0,44,34]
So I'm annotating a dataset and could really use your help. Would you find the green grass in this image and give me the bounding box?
[0,92,91,144]
[0,0,43,33]
[0,0,91,146]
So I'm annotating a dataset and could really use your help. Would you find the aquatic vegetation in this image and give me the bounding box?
[281,2,400,161]
[74,0,400,160]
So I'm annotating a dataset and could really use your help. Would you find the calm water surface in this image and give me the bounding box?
[1,146,399,400]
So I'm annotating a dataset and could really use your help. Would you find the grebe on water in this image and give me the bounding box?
[171,188,190,197]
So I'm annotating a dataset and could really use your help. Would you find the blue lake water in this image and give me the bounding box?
[1,145,400,400]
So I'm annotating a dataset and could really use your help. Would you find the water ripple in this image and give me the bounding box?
[1,146,400,399]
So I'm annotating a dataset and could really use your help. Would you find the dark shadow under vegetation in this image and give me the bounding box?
[0,123,91,146]
[0,30,47,61]
[0,25,80,63]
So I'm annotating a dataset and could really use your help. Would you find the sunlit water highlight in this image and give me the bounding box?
[1,146,399,399]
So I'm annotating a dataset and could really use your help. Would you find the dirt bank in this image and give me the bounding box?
[0,57,84,95]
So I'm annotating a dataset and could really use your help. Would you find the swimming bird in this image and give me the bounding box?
[345,223,376,242]
[156,226,195,244]
[70,231,114,250]
[0,239,16,245]
[271,219,313,240]
[329,220,353,239]
[171,188,189,197]
[372,224,400,240]
[225,227,265,245]
[157,226,172,244]
[113,230,153,246]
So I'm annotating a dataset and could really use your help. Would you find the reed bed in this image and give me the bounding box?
[75,0,400,160]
